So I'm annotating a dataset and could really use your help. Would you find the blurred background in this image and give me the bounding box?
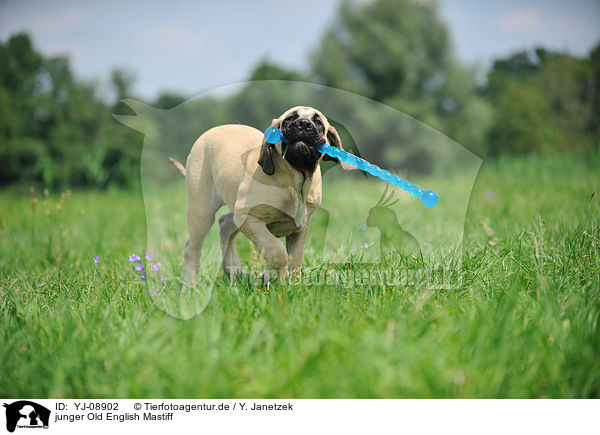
[1,0,599,189]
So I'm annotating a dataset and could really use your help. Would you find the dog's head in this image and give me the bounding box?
[258,106,354,175]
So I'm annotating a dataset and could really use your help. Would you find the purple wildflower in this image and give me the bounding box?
[129,254,141,262]
[93,256,100,263]
[363,243,369,248]
[136,263,144,271]
[160,275,167,281]
[151,289,158,295]
[140,273,146,281]
[145,252,154,261]
[152,262,162,272]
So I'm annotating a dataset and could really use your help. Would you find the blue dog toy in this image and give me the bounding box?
[264,126,439,207]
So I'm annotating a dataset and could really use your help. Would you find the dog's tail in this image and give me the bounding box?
[168,157,186,177]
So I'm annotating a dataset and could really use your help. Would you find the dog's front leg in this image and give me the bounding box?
[286,217,313,278]
[238,214,288,283]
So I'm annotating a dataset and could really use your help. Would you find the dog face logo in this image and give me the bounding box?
[3,401,50,432]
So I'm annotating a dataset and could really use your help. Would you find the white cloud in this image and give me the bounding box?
[497,7,542,33]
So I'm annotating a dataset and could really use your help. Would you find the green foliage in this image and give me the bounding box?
[312,0,451,101]
[310,0,491,156]
[2,0,599,189]
[488,81,550,155]
[486,47,599,156]
[153,92,186,110]
[1,156,599,397]
[249,59,309,82]
[0,33,142,189]
[111,69,136,102]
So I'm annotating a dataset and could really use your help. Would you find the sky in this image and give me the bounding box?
[1,0,599,100]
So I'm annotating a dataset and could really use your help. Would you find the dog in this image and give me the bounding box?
[169,106,354,283]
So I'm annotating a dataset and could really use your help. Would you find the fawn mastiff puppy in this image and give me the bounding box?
[170,106,354,283]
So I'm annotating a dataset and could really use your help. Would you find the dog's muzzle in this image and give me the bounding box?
[284,119,323,147]
[279,120,323,171]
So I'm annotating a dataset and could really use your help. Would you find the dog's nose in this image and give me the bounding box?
[296,118,313,130]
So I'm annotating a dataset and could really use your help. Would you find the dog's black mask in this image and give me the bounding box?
[281,117,324,172]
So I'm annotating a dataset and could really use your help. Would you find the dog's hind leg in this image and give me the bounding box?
[218,212,242,279]
[183,194,220,284]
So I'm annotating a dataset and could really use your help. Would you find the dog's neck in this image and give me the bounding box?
[275,148,315,186]
[273,149,319,226]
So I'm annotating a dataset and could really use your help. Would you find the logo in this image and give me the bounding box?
[114,81,481,319]
[3,401,50,433]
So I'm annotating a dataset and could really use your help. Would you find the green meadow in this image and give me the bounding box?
[1,154,599,398]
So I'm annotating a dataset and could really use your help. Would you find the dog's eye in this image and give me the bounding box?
[313,117,322,125]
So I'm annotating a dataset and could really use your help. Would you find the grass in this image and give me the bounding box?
[1,154,599,398]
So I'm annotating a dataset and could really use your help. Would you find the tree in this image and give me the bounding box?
[486,47,598,156]
[249,59,308,82]
[154,92,186,110]
[0,33,143,188]
[309,0,490,159]
[110,68,136,103]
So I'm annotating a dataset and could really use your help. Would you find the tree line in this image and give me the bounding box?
[1,0,598,189]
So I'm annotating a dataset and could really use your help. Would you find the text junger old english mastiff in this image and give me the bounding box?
[169,106,354,283]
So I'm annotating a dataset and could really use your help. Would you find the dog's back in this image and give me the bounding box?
[185,124,263,210]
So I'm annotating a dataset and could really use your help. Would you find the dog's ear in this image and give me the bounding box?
[324,125,356,171]
[258,118,280,175]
